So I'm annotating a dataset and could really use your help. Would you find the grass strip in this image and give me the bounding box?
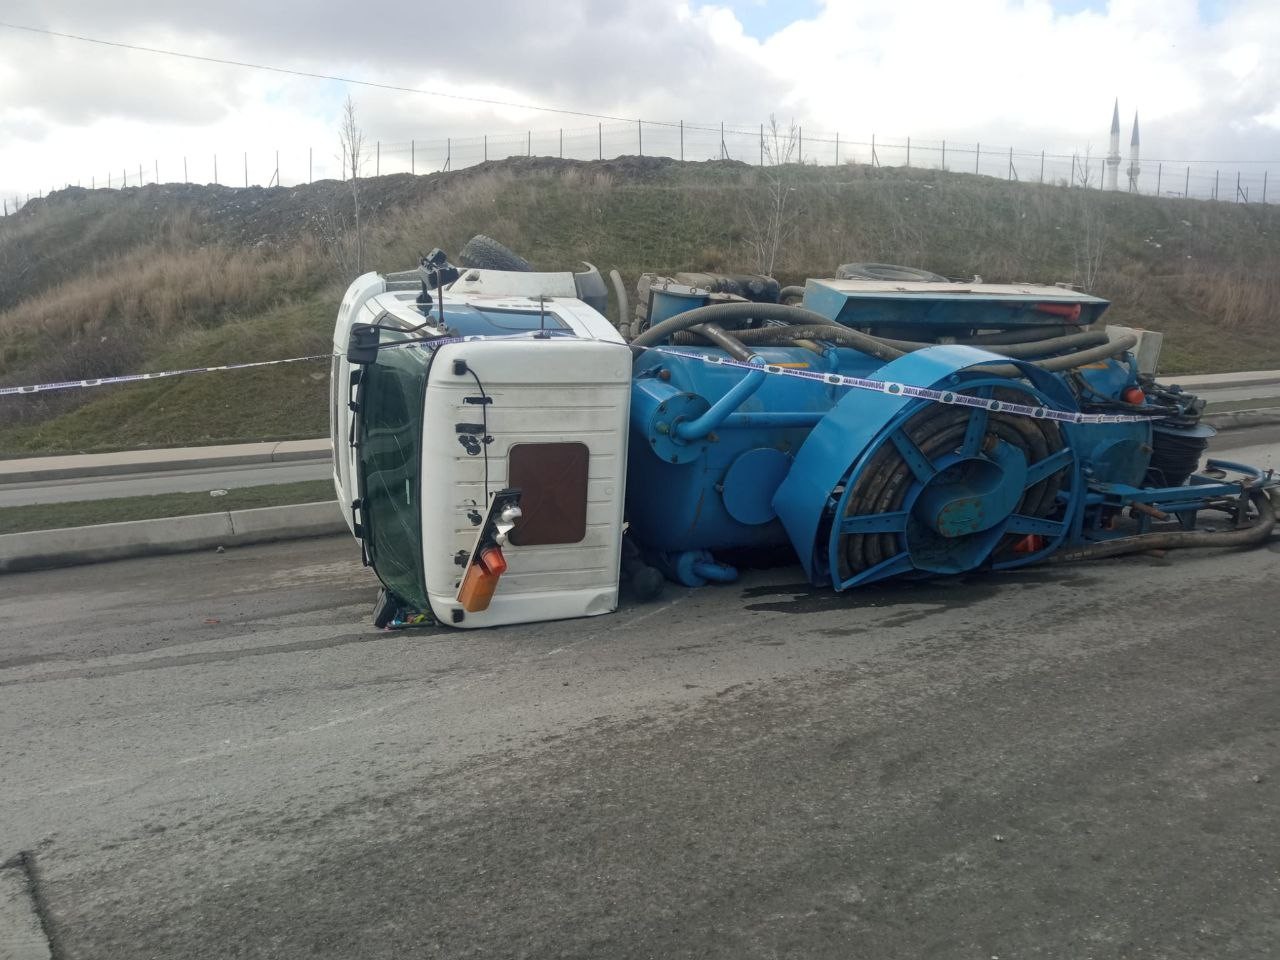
[0,480,335,535]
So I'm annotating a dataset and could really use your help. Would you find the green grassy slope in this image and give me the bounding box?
[1,157,1276,456]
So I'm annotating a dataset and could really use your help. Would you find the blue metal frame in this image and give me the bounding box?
[774,345,1085,588]
[825,377,1081,589]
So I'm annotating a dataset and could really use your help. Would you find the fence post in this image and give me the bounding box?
[446,138,451,171]
[905,136,909,167]
[215,154,219,185]
[184,157,188,183]
[1264,170,1269,204]
[1070,154,1076,186]
[871,133,878,167]
[411,140,415,174]
[835,131,839,165]
[1214,169,1219,200]
[679,120,683,162]
[721,121,726,160]
[308,147,312,184]
[1039,150,1044,183]
[560,128,563,158]
[975,143,980,174]
[1185,166,1190,198]
[1156,163,1161,197]
[527,131,531,156]
[638,119,643,156]
[1008,147,1014,181]
[799,125,803,165]
[760,124,764,166]
[484,135,488,163]
[1237,171,1242,202]
[244,152,248,188]
[941,139,945,170]
[123,168,127,187]
[139,163,143,185]
[92,175,95,190]
[598,124,601,160]
[376,141,380,176]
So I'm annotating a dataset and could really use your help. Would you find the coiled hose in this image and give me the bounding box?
[660,315,1137,375]
[835,391,1068,580]
[631,302,906,363]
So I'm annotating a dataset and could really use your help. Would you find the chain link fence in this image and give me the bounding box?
[4,119,1277,216]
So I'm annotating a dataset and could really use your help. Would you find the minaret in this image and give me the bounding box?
[1126,111,1141,192]
[1105,98,1121,190]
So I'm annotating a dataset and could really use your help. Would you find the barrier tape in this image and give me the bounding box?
[0,331,580,397]
[0,354,331,397]
[648,347,1160,425]
[2,334,1157,426]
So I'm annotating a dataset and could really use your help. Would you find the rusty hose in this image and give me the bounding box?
[1047,489,1276,565]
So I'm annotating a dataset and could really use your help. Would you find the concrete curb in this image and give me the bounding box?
[0,439,329,485]
[0,500,347,574]
[1203,408,1280,432]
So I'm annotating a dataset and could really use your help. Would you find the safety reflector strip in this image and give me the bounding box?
[648,347,1160,426]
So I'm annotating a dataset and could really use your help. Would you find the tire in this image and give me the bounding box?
[458,235,533,272]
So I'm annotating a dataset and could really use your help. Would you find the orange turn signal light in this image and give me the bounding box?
[457,546,508,613]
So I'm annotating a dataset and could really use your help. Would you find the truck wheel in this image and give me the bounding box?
[458,235,533,272]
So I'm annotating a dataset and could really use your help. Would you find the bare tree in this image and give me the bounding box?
[339,95,366,274]
[744,115,800,277]
[1074,144,1097,189]
[1073,192,1106,292]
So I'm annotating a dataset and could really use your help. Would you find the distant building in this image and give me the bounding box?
[1105,99,1121,190]
[1105,100,1141,192]
[1126,112,1141,192]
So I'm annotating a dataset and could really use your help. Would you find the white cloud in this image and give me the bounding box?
[1,0,1278,202]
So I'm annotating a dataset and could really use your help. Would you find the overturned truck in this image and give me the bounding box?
[330,240,1275,629]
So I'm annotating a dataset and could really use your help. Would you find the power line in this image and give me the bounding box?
[0,20,664,127]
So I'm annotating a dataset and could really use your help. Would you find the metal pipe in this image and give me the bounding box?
[674,359,767,441]
[1049,490,1274,564]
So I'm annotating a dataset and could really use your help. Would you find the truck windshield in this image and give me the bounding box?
[359,343,430,611]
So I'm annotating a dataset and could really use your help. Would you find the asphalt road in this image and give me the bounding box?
[2,433,1279,959]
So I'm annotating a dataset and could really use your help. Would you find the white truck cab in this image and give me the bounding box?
[330,261,632,629]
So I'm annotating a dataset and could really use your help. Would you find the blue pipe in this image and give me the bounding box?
[674,358,767,441]
[692,560,739,583]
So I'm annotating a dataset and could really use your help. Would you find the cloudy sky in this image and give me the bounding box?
[2,0,1278,203]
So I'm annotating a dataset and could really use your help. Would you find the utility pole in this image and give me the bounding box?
[638,120,643,157]
[975,143,980,174]
[679,121,683,162]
